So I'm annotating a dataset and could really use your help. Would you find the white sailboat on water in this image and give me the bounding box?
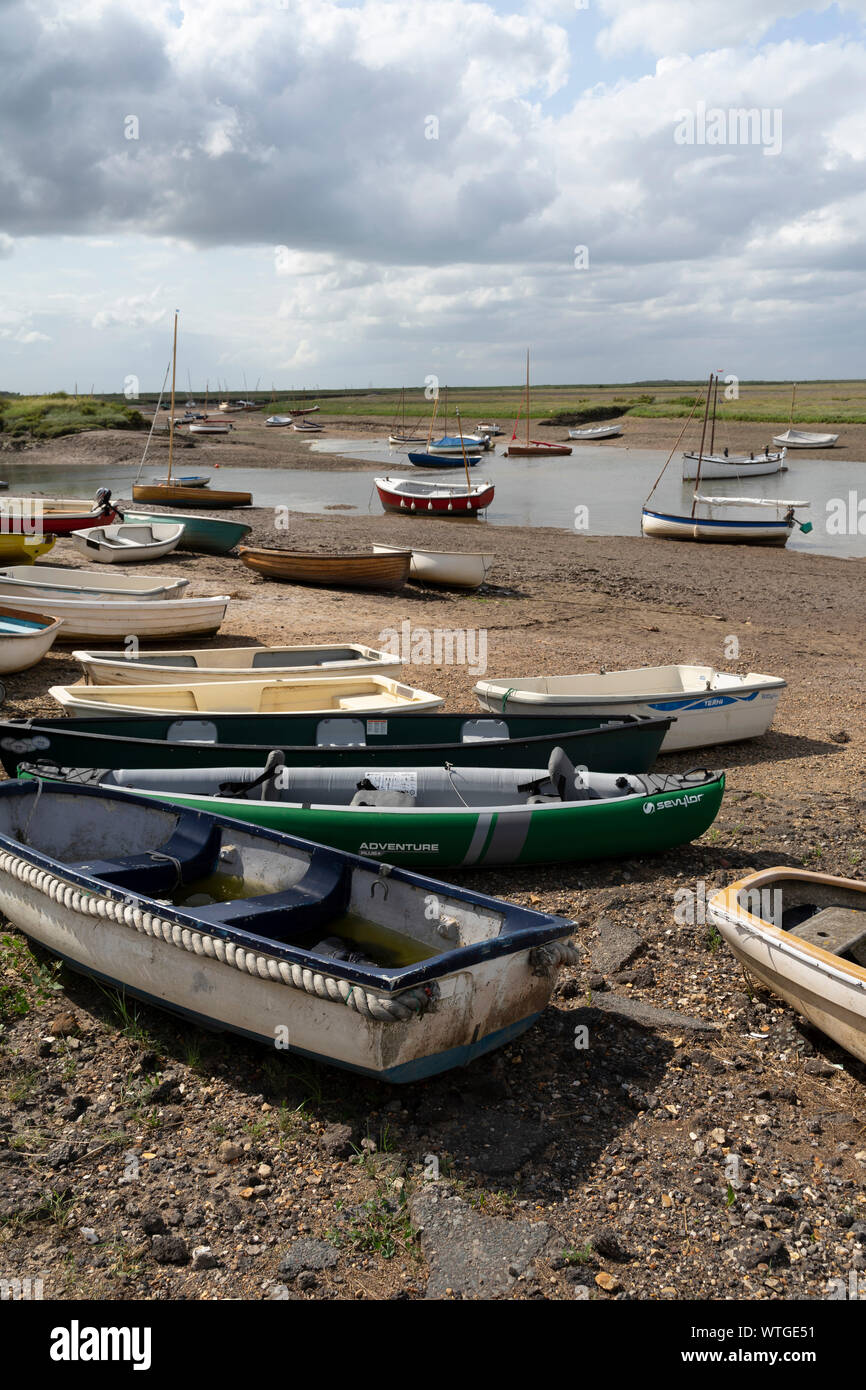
[642,374,812,546]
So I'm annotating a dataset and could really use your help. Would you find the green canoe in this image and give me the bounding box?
[0,712,672,778]
[23,760,725,868]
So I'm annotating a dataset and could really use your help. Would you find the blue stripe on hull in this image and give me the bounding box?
[28,938,541,1083]
[643,508,788,531]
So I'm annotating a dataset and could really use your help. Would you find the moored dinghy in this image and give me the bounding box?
[72,643,403,686]
[0,779,580,1081]
[568,424,623,440]
[475,664,786,752]
[708,869,866,1063]
[0,606,64,673]
[0,712,674,778]
[772,429,838,449]
[27,760,725,869]
[238,547,411,591]
[375,476,494,516]
[70,522,185,564]
[48,673,445,718]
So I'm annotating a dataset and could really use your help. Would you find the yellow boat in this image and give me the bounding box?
[0,534,56,565]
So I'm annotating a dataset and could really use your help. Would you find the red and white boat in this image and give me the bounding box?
[0,491,119,537]
[374,476,494,516]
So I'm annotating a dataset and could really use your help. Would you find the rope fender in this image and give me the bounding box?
[529,938,582,974]
[0,849,434,1023]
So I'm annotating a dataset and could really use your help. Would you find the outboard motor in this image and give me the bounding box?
[94,487,115,518]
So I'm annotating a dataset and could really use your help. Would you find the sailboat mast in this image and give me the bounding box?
[789,383,797,429]
[690,374,713,518]
[525,350,530,447]
[709,374,718,454]
[425,392,439,449]
[456,408,471,490]
[167,310,178,483]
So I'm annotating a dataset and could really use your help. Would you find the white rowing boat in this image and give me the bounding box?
[0,565,188,602]
[73,643,402,686]
[0,606,64,673]
[708,869,866,1063]
[3,594,229,643]
[474,664,786,752]
[70,523,185,565]
[373,545,494,589]
[568,424,622,440]
[49,673,445,718]
[681,448,786,480]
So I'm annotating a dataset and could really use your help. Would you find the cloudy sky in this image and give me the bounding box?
[1,0,865,393]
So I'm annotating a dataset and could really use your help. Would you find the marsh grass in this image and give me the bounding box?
[0,393,145,440]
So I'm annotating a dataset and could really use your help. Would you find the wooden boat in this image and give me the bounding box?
[73,643,403,686]
[0,491,120,536]
[0,565,188,602]
[708,869,866,1063]
[0,711,674,778]
[122,512,252,555]
[0,606,63,673]
[681,449,786,481]
[375,476,494,516]
[643,374,811,546]
[772,429,838,449]
[151,475,210,487]
[0,594,229,643]
[475,664,786,752]
[0,779,579,1081]
[48,673,445,719]
[70,523,184,565]
[133,314,252,509]
[31,762,725,870]
[0,535,56,565]
[132,483,252,508]
[407,451,481,469]
[505,352,572,458]
[568,424,623,440]
[238,547,411,591]
[372,544,494,589]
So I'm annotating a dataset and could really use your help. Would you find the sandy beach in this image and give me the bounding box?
[0,421,864,1302]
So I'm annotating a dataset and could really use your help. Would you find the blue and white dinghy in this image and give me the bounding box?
[0,781,578,1082]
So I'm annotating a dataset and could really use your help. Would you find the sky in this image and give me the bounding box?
[1,0,866,393]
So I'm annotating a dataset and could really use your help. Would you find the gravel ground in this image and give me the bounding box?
[0,424,864,1302]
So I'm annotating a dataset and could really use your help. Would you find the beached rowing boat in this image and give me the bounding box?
[0,565,188,602]
[708,868,866,1062]
[372,545,494,589]
[0,712,673,777]
[122,512,252,555]
[0,606,63,673]
[48,673,445,718]
[0,595,229,643]
[238,547,411,591]
[25,761,725,869]
[70,523,184,564]
[475,664,786,751]
[0,778,579,1081]
[72,643,402,686]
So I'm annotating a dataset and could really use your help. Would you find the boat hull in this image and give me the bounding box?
[1,595,229,643]
[0,566,188,602]
[375,478,494,516]
[0,498,120,536]
[772,431,838,448]
[0,535,56,565]
[708,870,866,1063]
[568,426,622,440]
[70,523,184,564]
[406,452,480,468]
[0,607,64,673]
[122,512,252,554]
[0,711,672,776]
[50,769,724,867]
[641,507,794,545]
[474,666,785,752]
[238,547,411,591]
[73,643,402,686]
[132,485,252,508]
[372,545,493,589]
[681,452,785,480]
[0,782,575,1080]
[505,444,572,457]
[48,673,445,717]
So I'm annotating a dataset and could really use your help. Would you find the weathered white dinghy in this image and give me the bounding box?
[681,449,786,481]
[49,673,445,718]
[568,424,622,440]
[3,594,229,643]
[0,780,579,1081]
[708,869,866,1063]
[70,523,185,564]
[372,545,494,589]
[475,664,786,752]
[0,566,188,602]
[0,606,64,673]
[73,643,402,687]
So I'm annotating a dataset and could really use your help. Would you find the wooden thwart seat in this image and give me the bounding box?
[789,906,866,965]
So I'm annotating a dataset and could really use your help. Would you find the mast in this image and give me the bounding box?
[425,391,439,449]
[456,408,471,490]
[690,373,713,517]
[167,310,178,485]
[788,383,797,429]
[709,374,719,454]
[525,349,530,447]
